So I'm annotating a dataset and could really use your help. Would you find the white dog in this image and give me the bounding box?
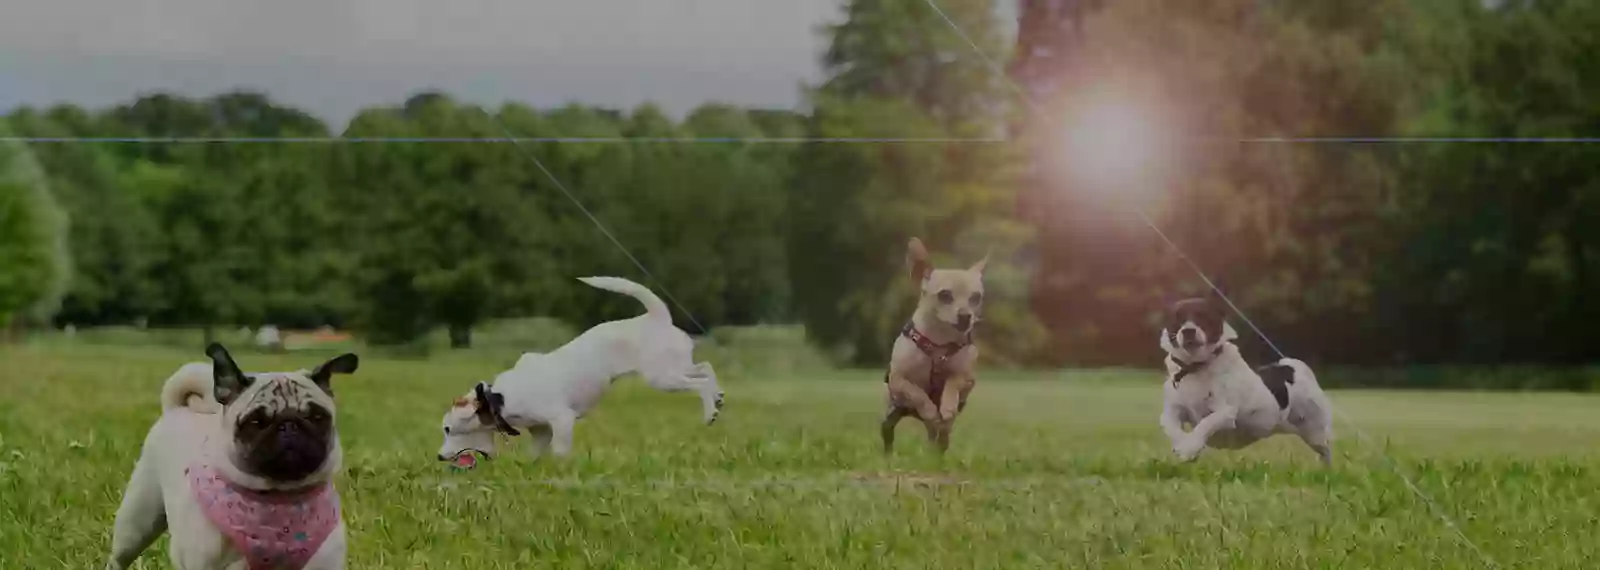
[1158,294,1334,465]
[436,276,724,462]
[106,344,359,569]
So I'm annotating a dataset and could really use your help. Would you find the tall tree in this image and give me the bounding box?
[8,106,163,326]
[791,0,1044,365]
[1375,0,1600,365]
[0,128,71,334]
[1015,0,1416,365]
[336,93,553,347]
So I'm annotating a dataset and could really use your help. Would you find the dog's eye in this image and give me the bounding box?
[443,426,452,435]
[937,290,954,304]
[969,292,983,305]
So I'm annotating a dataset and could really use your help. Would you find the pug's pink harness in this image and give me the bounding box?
[186,464,340,569]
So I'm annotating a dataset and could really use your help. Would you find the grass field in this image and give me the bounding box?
[3,342,1599,568]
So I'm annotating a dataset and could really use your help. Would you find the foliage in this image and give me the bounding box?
[5,0,1600,372]
[0,127,71,330]
[792,0,1045,365]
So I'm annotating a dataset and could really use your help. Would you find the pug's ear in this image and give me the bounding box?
[205,343,251,405]
[309,353,359,394]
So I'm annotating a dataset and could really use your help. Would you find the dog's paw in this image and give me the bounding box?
[939,407,957,422]
[703,392,725,426]
[1173,438,1206,462]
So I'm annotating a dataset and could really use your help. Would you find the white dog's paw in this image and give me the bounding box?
[703,392,725,425]
[1173,438,1206,462]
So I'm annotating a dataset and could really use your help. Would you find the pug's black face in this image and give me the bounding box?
[205,343,359,485]
[232,398,336,481]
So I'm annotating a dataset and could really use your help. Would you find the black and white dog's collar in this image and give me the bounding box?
[1169,347,1225,386]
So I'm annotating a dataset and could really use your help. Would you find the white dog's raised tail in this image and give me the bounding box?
[1278,358,1318,384]
[578,276,671,322]
[160,362,222,414]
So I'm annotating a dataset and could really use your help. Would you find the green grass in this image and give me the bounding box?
[3,343,1599,568]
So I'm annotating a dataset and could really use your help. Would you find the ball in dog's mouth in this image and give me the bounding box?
[448,451,479,470]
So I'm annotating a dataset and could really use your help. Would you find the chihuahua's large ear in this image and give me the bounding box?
[205,343,251,405]
[969,248,991,275]
[906,237,932,284]
[309,353,359,394]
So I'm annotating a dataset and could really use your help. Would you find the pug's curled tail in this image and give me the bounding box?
[161,362,223,414]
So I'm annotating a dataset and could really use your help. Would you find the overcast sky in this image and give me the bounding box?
[0,0,1018,128]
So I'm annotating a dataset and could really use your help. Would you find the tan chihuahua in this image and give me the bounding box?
[881,237,986,454]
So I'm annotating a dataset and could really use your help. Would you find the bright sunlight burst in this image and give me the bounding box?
[1058,91,1175,200]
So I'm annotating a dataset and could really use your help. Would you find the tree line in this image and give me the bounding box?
[3,0,1600,369]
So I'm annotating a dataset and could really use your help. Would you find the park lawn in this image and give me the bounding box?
[2,343,1598,568]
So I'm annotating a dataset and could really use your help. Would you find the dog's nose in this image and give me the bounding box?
[956,313,972,330]
[437,454,447,461]
[1180,328,1198,342]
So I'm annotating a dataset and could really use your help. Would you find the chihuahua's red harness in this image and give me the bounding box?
[884,322,973,407]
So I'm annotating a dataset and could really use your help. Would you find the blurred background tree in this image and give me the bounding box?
[4,0,1600,380]
[0,129,71,337]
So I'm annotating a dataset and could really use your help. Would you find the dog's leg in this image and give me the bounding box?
[1159,402,1188,448]
[880,402,909,454]
[932,415,954,453]
[936,375,971,422]
[303,521,347,569]
[643,363,723,425]
[885,372,939,422]
[690,361,725,425]
[105,458,167,570]
[1295,421,1334,466]
[1300,431,1333,467]
[526,424,554,460]
[927,376,973,453]
[548,413,578,458]
[1174,406,1237,462]
[921,416,942,445]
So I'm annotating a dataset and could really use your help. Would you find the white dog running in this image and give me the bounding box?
[1158,295,1334,465]
[437,276,724,461]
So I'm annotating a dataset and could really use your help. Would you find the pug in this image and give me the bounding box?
[1158,293,1334,465]
[105,343,359,570]
[881,237,986,454]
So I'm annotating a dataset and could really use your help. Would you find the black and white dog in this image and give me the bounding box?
[1158,293,1334,465]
